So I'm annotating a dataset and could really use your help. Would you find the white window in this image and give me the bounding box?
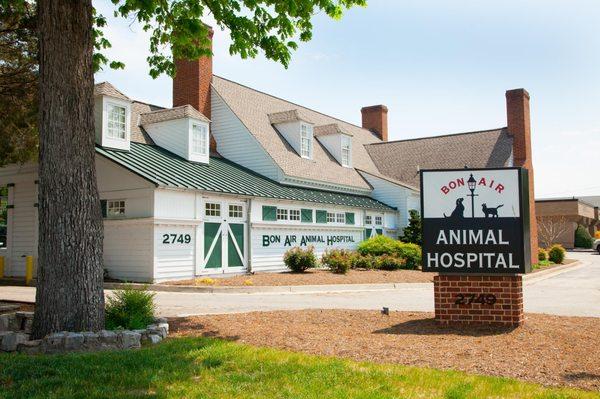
[326,212,336,223]
[375,216,383,225]
[205,202,221,217]
[341,136,351,167]
[365,215,372,225]
[107,200,125,217]
[289,209,300,221]
[336,212,345,224]
[192,124,208,155]
[228,204,243,219]
[300,123,313,159]
[107,104,126,139]
[277,208,288,221]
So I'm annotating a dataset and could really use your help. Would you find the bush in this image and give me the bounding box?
[105,285,156,330]
[396,242,422,269]
[574,225,594,249]
[357,235,400,256]
[283,246,317,273]
[400,209,422,245]
[374,254,407,270]
[547,244,566,264]
[350,253,375,270]
[537,248,548,262]
[321,249,352,274]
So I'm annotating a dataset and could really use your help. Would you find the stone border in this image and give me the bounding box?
[0,312,169,354]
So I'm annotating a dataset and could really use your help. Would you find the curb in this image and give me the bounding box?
[523,259,583,283]
[103,281,433,294]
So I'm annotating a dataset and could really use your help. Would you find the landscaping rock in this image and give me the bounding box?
[41,332,68,354]
[147,324,168,339]
[1,332,29,352]
[82,332,100,350]
[118,331,141,349]
[99,330,117,345]
[17,339,41,355]
[0,313,19,331]
[146,334,162,344]
[154,317,168,324]
[15,312,34,331]
[157,322,169,334]
[64,332,85,351]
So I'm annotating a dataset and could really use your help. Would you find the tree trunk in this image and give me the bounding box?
[32,0,105,339]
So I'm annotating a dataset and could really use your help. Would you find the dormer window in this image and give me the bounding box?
[341,135,351,167]
[192,123,208,155]
[107,104,127,140]
[300,123,313,159]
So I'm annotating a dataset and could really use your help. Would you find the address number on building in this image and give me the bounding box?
[454,293,497,305]
[162,234,192,244]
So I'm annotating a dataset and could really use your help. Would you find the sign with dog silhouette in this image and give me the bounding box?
[420,168,531,274]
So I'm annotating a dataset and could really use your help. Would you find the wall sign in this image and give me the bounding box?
[420,168,531,274]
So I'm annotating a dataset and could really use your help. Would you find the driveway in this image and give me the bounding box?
[1,251,598,318]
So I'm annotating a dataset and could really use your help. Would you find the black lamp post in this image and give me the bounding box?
[467,173,478,218]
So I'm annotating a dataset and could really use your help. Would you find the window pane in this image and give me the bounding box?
[326,212,336,223]
[205,202,221,217]
[107,104,126,139]
[290,209,300,221]
[107,200,125,217]
[375,216,382,225]
[365,215,372,225]
[229,204,243,218]
[192,124,208,155]
[277,208,288,220]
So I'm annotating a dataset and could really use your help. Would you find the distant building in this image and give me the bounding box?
[535,197,599,248]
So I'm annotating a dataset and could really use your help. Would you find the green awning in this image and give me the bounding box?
[96,142,396,211]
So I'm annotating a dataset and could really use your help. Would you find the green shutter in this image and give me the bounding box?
[316,210,327,223]
[376,228,383,236]
[262,205,277,221]
[100,200,107,218]
[345,212,355,225]
[301,209,313,223]
[365,228,372,240]
[228,223,245,267]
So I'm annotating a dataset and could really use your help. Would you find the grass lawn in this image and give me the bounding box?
[1,337,598,399]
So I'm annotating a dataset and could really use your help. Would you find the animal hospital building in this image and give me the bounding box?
[0,36,537,282]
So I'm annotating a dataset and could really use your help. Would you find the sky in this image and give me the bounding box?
[94,0,600,199]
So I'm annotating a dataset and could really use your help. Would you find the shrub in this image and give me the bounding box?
[396,242,422,269]
[350,253,375,270]
[358,235,401,256]
[537,248,548,262]
[105,285,156,330]
[400,209,422,245]
[321,249,352,274]
[547,244,566,264]
[574,225,594,249]
[374,254,407,270]
[283,246,317,273]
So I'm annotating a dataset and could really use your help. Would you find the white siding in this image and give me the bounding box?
[103,221,154,282]
[144,118,190,161]
[154,189,196,219]
[360,172,419,231]
[96,156,154,218]
[6,180,37,276]
[153,223,196,281]
[211,89,281,180]
[317,133,351,167]
[275,120,303,156]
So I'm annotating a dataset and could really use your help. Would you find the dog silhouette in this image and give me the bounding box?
[444,198,465,219]
[482,203,503,218]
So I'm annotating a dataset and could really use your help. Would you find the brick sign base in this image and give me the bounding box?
[434,275,524,327]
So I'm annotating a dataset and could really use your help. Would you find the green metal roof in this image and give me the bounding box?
[96,142,395,211]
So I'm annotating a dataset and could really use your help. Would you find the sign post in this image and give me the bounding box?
[420,167,531,326]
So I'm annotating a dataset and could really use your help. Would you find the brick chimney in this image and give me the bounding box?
[361,105,388,141]
[506,88,538,265]
[172,28,215,150]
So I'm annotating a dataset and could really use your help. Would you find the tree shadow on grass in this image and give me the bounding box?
[0,337,239,399]
[373,317,517,337]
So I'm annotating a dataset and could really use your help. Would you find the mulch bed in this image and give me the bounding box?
[165,269,433,286]
[171,309,600,391]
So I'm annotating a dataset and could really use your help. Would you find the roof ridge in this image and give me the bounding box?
[212,74,380,139]
[366,127,508,146]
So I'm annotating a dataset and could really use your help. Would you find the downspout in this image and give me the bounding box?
[246,198,253,273]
